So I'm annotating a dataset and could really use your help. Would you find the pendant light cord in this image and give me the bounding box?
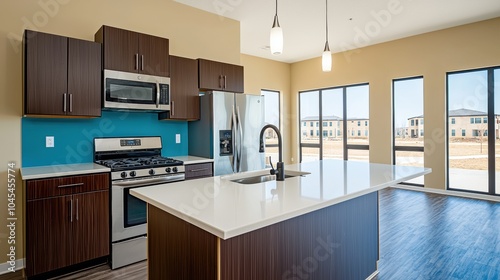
[325,0,328,43]
[275,0,278,17]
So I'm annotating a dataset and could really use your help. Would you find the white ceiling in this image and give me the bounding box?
[176,0,500,63]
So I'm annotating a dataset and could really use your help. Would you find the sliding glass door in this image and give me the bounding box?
[300,90,320,162]
[447,67,499,195]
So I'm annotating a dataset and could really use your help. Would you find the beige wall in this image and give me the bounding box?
[290,17,500,190]
[0,0,240,265]
[240,54,292,162]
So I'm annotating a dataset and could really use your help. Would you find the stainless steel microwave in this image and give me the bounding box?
[103,69,170,112]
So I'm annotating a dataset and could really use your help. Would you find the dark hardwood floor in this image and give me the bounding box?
[374,188,500,280]
[3,188,498,280]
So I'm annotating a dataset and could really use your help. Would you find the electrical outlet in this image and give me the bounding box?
[46,136,54,148]
[175,134,181,144]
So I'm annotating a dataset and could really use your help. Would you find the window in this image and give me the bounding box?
[470,118,474,124]
[483,117,488,124]
[303,122,306,127]
[472,130,480,137]
[310,130,313,136]
[365,121,368,126]
[365,130,368,136]
[462,129,466,136]
[299,84,369,163]
[420,130,424,137]
[451,129,456,136]
[357,130,361,136]
[393,77,424,185]
[310,122,313,126]
[451,118,455,124]
[316,122,319,127]
[484,130,488,136]
[261,89,280,160]
[475,117,481,124]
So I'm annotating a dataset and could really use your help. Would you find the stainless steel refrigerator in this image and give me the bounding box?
[188,91,265,176]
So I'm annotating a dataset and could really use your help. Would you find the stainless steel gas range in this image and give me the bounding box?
[94,136,184,269]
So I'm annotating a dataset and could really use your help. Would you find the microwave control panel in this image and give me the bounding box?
[159,84,169,105]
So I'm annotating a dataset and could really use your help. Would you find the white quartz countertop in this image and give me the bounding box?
[21,163,110,180]
[131,159,431,240]
[173,155,213,165]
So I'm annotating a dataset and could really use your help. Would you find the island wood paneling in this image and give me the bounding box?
[147,192,378,280]
[147,205,218,279]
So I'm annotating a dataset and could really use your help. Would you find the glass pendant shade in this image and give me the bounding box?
[322,42,332,72]
[270,15,283,55]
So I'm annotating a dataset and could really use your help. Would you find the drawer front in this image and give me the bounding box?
[27,173,109,200]
[185,163,213,180]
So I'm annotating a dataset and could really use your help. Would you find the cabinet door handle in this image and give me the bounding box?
[135,53,139,70]
[171,101,174,116]
[190,168,209,172]
[224,75,227,89]
[76,199,79,221]
[69,94,73,113]
[63,93,67,113]
[70,199,73,222]
[219,75,223,89]
[141,55,144,71]
[58,182,84,188]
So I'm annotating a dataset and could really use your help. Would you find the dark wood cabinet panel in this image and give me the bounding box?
[26,196,72,276]
[198,59,244,93]
[222,63,244,93]
[97,25,138,73]
[185,162,213,180]
[27,173,109,200]
[23,30,102,117]
[96,25,170,77]
[159,56,199,120]
[67,38,102,117]
[25,173,110,278]
[72,190,110,264]
[24,30,68,115]
[198,59,224,91]
[138,33,169,77]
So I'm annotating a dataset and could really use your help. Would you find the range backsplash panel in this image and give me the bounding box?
[22,111,188,167]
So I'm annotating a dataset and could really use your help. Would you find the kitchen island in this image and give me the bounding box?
[131,159,431,279]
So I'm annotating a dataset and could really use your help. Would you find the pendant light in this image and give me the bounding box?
[270,0,283,55]
[322,0,332,72]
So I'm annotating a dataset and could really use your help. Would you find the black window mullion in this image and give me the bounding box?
[319,90,323,160]
[488,69,495,195]
[343,87,348,160]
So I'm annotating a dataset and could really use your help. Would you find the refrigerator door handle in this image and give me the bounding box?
[236,106,243,173]
[231,107,238,173]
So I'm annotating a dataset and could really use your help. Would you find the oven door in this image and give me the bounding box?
[104,69,170,111]
[111,183,147,243]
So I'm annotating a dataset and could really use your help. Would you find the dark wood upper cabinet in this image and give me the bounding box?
[23,30,102,117]
[159,56,199,121]
[95,25,169,77]
[198,59,244,93]
[25,173,110,277]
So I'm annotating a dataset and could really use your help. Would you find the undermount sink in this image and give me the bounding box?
[230,170,310,185]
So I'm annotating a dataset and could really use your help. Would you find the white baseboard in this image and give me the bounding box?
[393,184,500,202]
[0,259,24,275]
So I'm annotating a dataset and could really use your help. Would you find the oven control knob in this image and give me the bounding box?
[165,167,171,173]
[130,171,136,177]
[149,169,155,175]
[120,172,127,178]
[172,167,178,173]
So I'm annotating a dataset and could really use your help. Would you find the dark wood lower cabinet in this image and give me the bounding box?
[25,173,110,278]
[147,191,379,280]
